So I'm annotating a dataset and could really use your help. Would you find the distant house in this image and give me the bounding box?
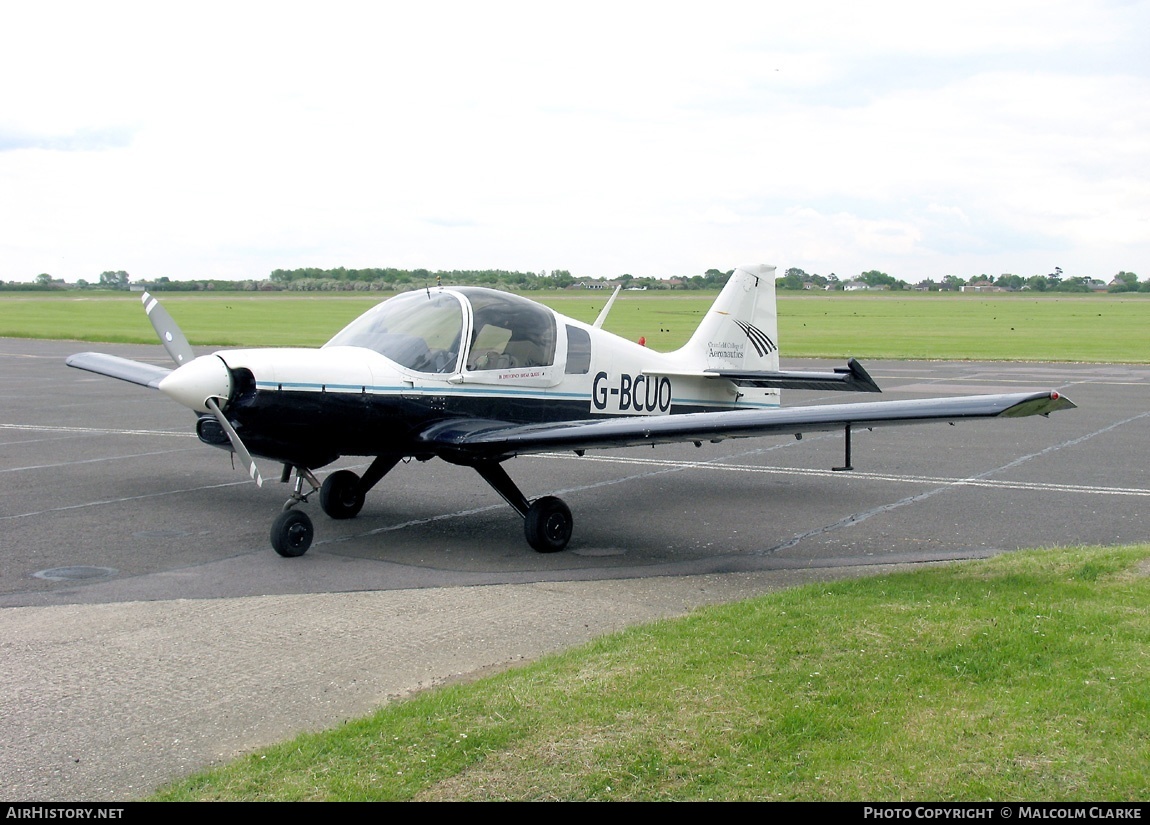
[568,280,624,290]
[843,281,890,291]
[961,281,1007,293]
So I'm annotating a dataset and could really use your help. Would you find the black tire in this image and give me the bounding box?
[271,509,314,557]
[320,470,365,519]
[524,496,573,553]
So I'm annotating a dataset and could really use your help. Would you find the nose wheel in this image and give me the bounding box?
[270,466,321,557]
[271,509,314,557]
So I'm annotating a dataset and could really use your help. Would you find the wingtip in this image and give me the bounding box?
[1001,391,1077,418]
[1049,391,1077,411]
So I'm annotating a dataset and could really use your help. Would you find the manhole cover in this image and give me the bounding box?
[33,566,118,582]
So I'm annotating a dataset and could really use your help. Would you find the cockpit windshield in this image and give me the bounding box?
[324,290,464,373]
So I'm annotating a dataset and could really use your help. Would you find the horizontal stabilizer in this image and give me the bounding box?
[66,352,171,389]
[707,357,882,393]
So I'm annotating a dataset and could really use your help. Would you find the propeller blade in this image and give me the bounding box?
[204,397,264,487]
[141,291,195,366]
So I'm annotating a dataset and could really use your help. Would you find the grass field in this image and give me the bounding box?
[152,545,1150,801]
[2,290,1147,362]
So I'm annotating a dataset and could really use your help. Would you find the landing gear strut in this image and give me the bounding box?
[269,456,571,556]
[270,465,320,557]
[270,457,402,557]
[473,460,574,553]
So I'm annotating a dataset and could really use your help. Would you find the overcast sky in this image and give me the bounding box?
[1,0,1147,284]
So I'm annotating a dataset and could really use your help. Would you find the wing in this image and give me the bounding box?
[66,352,172,389]
[419,391,1075,461]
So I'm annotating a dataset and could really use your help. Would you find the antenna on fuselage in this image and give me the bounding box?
[592,284,622,329]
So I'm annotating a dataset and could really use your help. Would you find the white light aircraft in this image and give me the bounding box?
[67,264,1075,557]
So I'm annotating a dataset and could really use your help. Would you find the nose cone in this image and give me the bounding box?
[158,354,233,413]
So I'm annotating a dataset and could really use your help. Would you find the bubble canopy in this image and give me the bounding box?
[324,288,557,374]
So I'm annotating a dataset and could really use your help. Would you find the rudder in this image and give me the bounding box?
[673,264,779,372]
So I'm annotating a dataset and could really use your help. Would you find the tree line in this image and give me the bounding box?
[777,267,1148,293]
[3,266,1145,293]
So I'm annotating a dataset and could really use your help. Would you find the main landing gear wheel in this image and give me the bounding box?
[320,469,365,519]
[524,496,573,553]
[271,509,314,557]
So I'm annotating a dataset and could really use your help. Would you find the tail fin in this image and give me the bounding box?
[673,264,779,371]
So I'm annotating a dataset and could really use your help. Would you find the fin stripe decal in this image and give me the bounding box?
[734,320,777,358]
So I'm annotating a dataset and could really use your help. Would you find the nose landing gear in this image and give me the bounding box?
[268,456,403,557]
[270,466,321,557]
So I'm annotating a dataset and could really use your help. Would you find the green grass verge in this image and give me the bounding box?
[2,291,1147,361]
[151,545,1150,801]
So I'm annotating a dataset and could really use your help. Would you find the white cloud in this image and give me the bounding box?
[1,0,1147,282]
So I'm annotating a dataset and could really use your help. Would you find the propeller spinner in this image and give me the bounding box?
[146,296,265,488]
[156,354,232,412]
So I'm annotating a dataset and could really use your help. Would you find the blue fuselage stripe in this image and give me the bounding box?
[253,381,780,410]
